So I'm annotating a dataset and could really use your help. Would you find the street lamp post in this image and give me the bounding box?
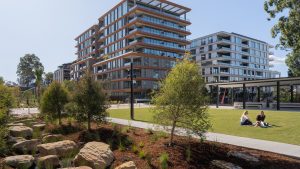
[128,57,136,120]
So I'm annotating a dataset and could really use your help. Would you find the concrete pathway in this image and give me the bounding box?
[108,117,300,159]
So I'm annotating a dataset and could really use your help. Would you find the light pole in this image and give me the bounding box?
[128,57,136,120]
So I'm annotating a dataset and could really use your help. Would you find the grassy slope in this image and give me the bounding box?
[108,108,300,145]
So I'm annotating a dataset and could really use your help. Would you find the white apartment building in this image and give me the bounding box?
[188,31,280,83]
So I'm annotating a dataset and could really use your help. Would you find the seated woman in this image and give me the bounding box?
[255,111,270,127]
[240,111,253,126]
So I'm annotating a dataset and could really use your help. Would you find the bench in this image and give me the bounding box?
[234,102,265,109]
[270,103,300,109]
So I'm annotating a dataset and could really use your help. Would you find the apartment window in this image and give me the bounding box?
[208,45,213,51]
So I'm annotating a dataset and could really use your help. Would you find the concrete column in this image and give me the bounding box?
[257,86,261,102]
[277,81,280,110]
[216,85,219,108]
[243,83,246,109]
[291,85,294,103]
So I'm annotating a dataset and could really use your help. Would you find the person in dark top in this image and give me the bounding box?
[255,111,270,127]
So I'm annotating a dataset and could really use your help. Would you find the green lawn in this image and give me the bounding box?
[108,108,300,145]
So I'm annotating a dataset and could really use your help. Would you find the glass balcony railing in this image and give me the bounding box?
[130,5,190,22]
[140,17,188,31]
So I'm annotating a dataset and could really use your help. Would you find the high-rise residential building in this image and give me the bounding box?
[71,0,191,101]
[54,63,72,83]
[188,31,280,83]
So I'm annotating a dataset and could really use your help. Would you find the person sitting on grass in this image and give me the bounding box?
[240,111,253,126]
[255,111,271,128]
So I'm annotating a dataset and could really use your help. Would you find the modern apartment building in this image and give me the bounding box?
[188,31,280,83]
[54,63,72,83]
[71,0,191,100]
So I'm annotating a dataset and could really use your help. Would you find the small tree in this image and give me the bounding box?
[152,55,211,146]
[73,72,108,131]
[40,81,69,125]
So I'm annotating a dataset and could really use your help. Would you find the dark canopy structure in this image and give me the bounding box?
[206,77,300,110]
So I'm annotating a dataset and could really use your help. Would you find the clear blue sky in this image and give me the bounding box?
[0,0,288,82]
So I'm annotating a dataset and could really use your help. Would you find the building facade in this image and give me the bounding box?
[188,31,280,83]
[71,0,191,100]
[54,63,72,83]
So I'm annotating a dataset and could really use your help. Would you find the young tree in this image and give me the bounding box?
[34,68,43,101]
[40,81,69,125]
[44,72,54,85]
[152,55,211,146]
[0,77,4,85]
[73,72,108,131]
[264,0,300,76]
[17,54,44,87]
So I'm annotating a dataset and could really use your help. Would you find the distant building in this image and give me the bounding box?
[71,0,191,100]
[53,63,72,83]
[188,31,280,83]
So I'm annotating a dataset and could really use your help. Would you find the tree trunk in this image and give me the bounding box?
[58,109,62,126]
[170,121,176,146]
[88,113,91,131]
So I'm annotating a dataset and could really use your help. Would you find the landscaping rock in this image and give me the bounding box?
[12,139,40,154]
[7,123,24,127]
[74,142,114,169]
[37,140,77,157]
[7,136,26,145]
[4,155,34,169]
[9,126,33,139]
[210,160,243,169]
[37,155,60,169]
[42,134,63,143]
[227,151,260,165]
[33,124,46,130]
[60,167,92,169]
[115,161,137,169]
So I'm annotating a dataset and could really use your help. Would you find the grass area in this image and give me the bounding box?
[108,108,300,145]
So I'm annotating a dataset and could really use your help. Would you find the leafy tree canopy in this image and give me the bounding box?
[152,56,211,145]
[17,54,44,87]
[73,72,108,130]
[44,72,54,85]
[264,0,300,76]
[40,81,69,125]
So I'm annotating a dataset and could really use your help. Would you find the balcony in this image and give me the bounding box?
[217,46,231,51]
[218,55,231,59]
[130,5,190,22]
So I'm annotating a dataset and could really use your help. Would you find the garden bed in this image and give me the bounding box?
[56,122,300,169]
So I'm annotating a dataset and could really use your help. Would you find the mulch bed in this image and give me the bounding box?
[58,122,300,169]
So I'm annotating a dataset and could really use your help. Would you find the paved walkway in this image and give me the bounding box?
[108,117,300,159]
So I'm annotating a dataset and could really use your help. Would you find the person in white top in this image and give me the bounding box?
[240,111,253,126]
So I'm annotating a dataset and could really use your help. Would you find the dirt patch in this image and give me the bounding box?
[58,122,300,169]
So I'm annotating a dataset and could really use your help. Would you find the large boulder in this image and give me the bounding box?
[210,160,243,169]
[37,155,60,169]
[33,124,46,131]
[7,136,26,145]
[74,142,114,169]
[4,155,34,169]
[9,126,33,139]
[7,123,25,127]
[37,140,77,157]
[42,134,63,143]
[60,167,92,169]
[115,161,137,169]
[12,139,40,154]
[227,151,260,165]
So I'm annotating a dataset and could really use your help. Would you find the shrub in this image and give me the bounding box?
[138,150,147,159]
[138,141,144,148]
[159,152,169,169]
[186,145,191,162]
[146,128,154,135]
[118,142,126,152]
[131,145,139,154]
